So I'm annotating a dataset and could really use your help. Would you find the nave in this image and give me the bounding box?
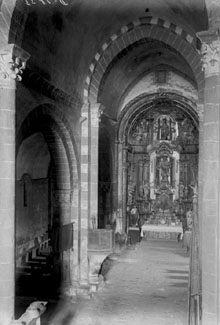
[51,239,189,325]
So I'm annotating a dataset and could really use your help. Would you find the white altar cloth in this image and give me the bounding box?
[142,224,183,240]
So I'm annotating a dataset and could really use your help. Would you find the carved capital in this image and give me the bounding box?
[0,45,30,88]
[201,40,220,77]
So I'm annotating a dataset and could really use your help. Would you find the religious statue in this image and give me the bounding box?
[127,183,136,205]
[161,118,170,140]
[143,181,150,199]
[179,182,185,199]
[186,209,193,230]
[133,123,143,142]
[189,182,198,196]
[159,156,171,184]
[130,205,139,226]
[140,118,149,142]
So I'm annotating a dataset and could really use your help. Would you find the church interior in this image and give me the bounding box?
[0,0,220,324]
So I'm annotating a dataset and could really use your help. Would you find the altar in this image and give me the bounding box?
[123,102,198,243]
[142,224,183,241]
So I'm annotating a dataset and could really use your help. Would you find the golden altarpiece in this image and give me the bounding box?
[121,97,199,231]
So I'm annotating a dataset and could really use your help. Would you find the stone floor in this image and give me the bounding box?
[49,239,189,325]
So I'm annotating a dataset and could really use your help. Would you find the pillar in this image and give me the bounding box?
[122,147,128,231]
[200,34,220,325]
[197,104,204,323]
[79,103,89,285]
[79,101,100,286]
[0,44,29,325]
[89,103,100,229]
[52,189,76,296]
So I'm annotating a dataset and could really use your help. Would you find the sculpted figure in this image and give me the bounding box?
[161,118,170,140]
[159,156,171,183]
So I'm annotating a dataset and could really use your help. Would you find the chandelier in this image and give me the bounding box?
[25,0,68,5]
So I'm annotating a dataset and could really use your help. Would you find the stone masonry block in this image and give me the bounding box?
[0,247,13,264]
[151,25,164,40]
[81,163,89,174]
[0,159,15,176]
[89,83,99,99]
[203,161,219,179]
[89,91,97,104]
[116,36,126,51]
[205,86,219,104]
[160,29,171,44]
[203,291,217,315]
[90,75,100,90]
[81,155,89,164]
[0,182,15,198]
[202,312,217,325]
[134,27,144,41]
[81,182,88,192]
[204,123,219,141]
[140,26,152,38]
[127,30,138,44]
[0,280,13,297]
[203,184,218,200]
[0,264,13,281]
[156,28,166,41]
[0,129,15,145]
[102,51,112,66]
[0,205,14,223]
[166,32,178,46]
[203,201,218,217]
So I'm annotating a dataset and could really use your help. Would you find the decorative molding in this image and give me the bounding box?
[0,45,30,88]
[201,40,220,77]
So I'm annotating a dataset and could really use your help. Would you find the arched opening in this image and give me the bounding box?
[15,109,77,302]
[90,18,202,323]
[15,132,55,297]
[117,93,199,238]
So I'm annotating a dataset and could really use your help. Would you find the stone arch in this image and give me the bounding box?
[115,90,200,231]
[16,104,80,294]
[84,16,204,104]
[16,103,79,192]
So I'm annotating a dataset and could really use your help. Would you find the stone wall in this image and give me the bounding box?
[15,176,49,264]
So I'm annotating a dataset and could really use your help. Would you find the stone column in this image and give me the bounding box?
[122,147,128,232]
[0,44,29,325]
[52,189,75,296]
[200,35,220,325]
[116,141,123,211]
[88,103,100,229]
[197,104,204,282]
[79,103,89,285]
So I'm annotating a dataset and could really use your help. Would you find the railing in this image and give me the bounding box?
[88,229,114,252]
